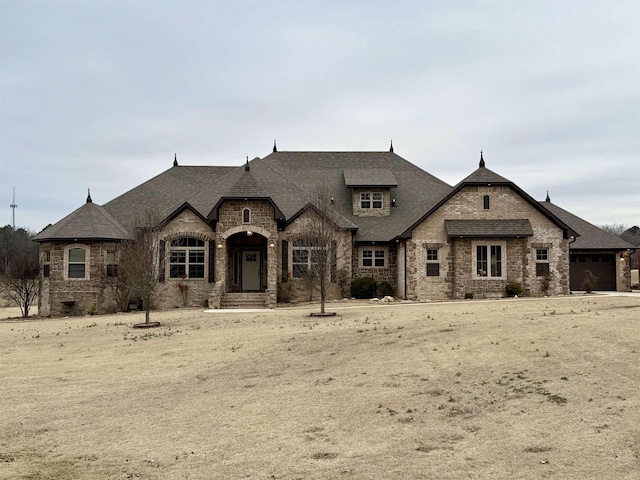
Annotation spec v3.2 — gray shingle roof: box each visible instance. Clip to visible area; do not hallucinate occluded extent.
[34,200,131,242]
[343,168,398,187]
[260,151,453,242]
[445,219,534,238]
[540,201,635,250]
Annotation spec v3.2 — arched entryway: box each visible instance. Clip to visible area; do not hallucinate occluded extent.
[226,231,268,292]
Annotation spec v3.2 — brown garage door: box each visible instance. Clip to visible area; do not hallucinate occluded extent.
[570,254,616,291]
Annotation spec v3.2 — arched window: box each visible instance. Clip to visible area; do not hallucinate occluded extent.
[243,208,251,223]
[483,195,490,210]
[169,237,205,278]
[68,248,86,278]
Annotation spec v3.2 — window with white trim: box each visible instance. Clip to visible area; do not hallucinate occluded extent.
[362,248,385,267]
[426,248,439,276]
[476,244,503,278]
[291,239,324,278]
[536,248,549,277]
[360,192,383,209]
[170,237,205,279]
[68,248,86,279]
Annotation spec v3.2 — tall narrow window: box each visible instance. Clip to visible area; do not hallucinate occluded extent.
[372,192,383,209]
[243,208,251,223]
[68,248,86,278]
[43,250,51,278]
[483,195,490,209]
[536,248,549,276]
[360,192,371,209]
[106,250,118,277]
[426,248,439,276]
[476,245,502,278]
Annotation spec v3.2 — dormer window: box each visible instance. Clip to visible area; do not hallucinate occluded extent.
[361,192,382,209]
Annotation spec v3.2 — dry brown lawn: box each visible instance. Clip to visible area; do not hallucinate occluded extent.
[1,295,639,479]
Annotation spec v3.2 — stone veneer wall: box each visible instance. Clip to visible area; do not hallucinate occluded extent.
[351,188,392,217]
[157,209,216,309]
[216,200,279,307]
[38,241,119,316]
[409,185,569,300]
[352,244,398,295]
[278,210,352,303]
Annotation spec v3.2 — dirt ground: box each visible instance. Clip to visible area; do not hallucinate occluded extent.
[1,295,639,480]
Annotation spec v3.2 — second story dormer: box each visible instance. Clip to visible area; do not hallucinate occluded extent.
[343,168,398,217]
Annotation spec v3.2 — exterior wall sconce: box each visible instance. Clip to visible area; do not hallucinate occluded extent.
[247,231,253,236]
[269,241,275,248]
[392,198,397,207]
[217,242,223,249]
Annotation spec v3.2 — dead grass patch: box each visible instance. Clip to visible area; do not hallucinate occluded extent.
[1,296,639,479]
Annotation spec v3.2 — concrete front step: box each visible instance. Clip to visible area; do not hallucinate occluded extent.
[220,293,268,309]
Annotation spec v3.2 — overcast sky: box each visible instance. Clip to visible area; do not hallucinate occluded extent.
[1,0,638,232]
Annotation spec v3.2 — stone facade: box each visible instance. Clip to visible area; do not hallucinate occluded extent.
[38,241,120,316]
[278,209,353,303]
[352,244,398,295]
[408,185,570,300]
[352,188,392,217]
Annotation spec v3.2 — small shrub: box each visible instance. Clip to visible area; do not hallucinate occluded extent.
[582,269,598,293]
[464,292,474,299]
[86,303,97,316]
[350,277,377,299]
[505,282,523,297]
[377,281,394,298]
[540,273,552,296]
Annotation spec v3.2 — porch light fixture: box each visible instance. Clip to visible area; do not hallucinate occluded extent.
[269,240,275,248]
[247,231,253,236]
[217,242,223,249]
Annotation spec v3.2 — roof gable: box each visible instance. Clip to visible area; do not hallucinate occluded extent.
[401,157,575,240]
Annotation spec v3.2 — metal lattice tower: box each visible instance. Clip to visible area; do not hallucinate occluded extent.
[10,187,18,229]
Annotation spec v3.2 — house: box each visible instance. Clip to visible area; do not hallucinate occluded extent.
[33,147,635,316]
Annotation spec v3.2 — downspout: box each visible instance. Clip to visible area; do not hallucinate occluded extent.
[404,240,408,300]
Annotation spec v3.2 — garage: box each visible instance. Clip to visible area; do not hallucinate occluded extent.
[570,253,616,291]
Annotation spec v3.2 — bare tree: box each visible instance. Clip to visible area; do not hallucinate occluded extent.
[100,242,133,313]
[0,226,40,317]
[119,212,165,325]
[296,181,351,315]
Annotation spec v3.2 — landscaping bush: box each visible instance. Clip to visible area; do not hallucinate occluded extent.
[582,270,598,293]
[377,281,394,298]
[350,277,377,299]
[505,282,523,297]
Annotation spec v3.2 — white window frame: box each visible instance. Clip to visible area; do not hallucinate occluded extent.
[291,245,325,278]
[64,245,89,280]
[169,237,206,279]
[473,242,505,279]
[426,248,439,277]
[535,248,550,277]
[360,192,383,209]
[361,247,386,268]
